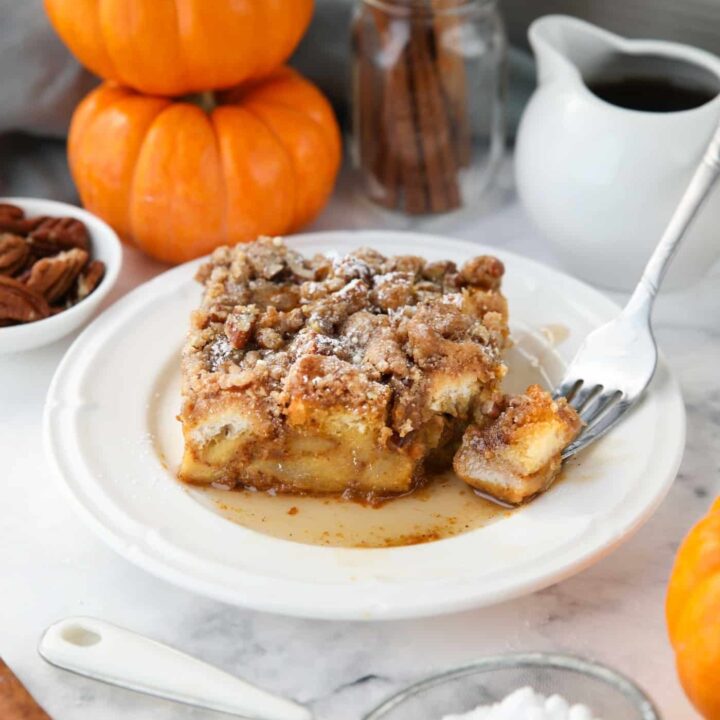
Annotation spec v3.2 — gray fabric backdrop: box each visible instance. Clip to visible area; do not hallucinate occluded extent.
[1,0,719,199]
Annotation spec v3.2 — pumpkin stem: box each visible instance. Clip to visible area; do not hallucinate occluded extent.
[182,90,217,113]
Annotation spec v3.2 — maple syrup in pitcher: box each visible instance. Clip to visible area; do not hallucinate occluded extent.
[586,54,719,112]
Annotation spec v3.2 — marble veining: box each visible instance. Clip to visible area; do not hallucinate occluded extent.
[1,163,715,719]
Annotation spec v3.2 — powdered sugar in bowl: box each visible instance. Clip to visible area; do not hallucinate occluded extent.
[364,654,660,720]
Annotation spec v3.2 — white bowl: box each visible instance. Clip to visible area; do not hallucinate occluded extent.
[0,197,122,354]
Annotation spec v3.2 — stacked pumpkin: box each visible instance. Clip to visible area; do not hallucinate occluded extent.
[45,0,341,264]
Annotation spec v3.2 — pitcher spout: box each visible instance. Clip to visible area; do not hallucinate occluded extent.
[529,15,624,86]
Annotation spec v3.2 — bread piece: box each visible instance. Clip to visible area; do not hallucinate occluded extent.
[453,384,581,505]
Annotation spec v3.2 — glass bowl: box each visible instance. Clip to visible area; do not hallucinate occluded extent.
[364,653,661,720]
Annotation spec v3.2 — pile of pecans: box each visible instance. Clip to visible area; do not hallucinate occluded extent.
[0,203,105,326]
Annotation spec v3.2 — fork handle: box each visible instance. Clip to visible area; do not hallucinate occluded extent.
[625,118,720,317]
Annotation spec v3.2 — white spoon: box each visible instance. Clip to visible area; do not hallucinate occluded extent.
[39,617,312,720]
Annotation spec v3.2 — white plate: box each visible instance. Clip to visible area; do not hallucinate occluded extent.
[44,232,686,621]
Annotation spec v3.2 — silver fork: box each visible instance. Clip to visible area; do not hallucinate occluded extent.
[556,119,720,459]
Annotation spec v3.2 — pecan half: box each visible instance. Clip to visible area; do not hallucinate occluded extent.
[75,260,105,301]
[0,234,30,276]
[27,248,89,304]
[225,305,258,349]
[0,276,50,323]
[28,216,90,255]
[459,256,505,290]
[0,204,46,235]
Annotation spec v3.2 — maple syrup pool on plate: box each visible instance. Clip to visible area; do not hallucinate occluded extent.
[193,471,512,548]
[152,331,562,549]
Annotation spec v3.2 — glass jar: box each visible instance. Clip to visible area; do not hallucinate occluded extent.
[351,0,506,215]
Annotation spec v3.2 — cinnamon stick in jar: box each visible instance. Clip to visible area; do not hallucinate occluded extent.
[353,0,472,214]
[431,0,472,167]
[407,16,461,211]
[361,3,427,211]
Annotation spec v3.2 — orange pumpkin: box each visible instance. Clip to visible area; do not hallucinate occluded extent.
[45,0,314,96]
[68,67,342,264]
[667,497,720,719]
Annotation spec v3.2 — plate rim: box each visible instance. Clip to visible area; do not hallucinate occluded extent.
[43,230,686,620]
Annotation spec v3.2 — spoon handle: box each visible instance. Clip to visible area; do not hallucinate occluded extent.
[39,617,312,720]
[626,119,720,317]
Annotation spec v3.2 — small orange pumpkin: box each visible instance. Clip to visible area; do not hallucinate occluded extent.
[667,497,720,719]
[68,67,342,264]
[44,0,314,96]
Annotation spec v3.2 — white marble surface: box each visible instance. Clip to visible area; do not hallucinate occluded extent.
[2,163,716,719]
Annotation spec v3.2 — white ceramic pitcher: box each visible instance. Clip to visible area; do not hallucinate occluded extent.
[515,15,720,291]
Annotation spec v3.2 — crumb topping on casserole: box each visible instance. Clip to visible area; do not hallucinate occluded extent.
[183,237,509,439]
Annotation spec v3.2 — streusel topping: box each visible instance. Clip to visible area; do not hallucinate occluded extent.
[183,237,509,435]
